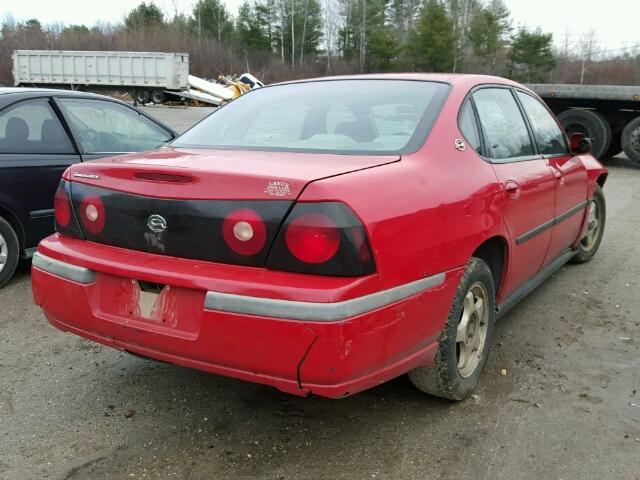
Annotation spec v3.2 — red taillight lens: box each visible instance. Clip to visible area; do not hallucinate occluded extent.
[222,208,267,256]
[266,202,376,276]
[285,213,341,264]
[79,195,106,234]
[54,186,71,227]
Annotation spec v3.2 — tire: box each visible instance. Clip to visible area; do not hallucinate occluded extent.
[571,185,606,264]
[151,90,166,104]
[558,109,612,159]
[409,258,496,401]
[135,90,151,105]
[621,116,640,163]
[0,216,20,289]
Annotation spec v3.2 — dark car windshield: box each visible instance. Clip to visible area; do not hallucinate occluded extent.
[172,80,450,155]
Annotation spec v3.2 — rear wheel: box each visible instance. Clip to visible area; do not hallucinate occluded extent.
[0,216,20,289]
[572,186,606,264]
[409,258,496,401]
[558,109,612,159]
[621,116,640,163]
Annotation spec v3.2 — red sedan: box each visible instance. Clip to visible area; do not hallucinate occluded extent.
[32,74,607,400]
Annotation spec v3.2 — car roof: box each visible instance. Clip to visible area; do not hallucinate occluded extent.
[0,87,115,99]
[273,73,526,90]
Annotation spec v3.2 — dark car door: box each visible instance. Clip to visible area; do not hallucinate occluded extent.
[54,97,174,161]
[0,97,80,252]
[471,87,556,300]
[515,90,589,266]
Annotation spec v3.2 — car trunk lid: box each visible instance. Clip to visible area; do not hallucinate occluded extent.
[66,147,400,200]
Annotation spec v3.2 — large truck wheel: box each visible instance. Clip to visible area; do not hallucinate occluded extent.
[558,109,612,159]
[135,90,151,105]
[621,116,640,163]
[151,90,166,104]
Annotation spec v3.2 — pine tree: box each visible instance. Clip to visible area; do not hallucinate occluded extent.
[408,0,455,72]
[508,26,555,82]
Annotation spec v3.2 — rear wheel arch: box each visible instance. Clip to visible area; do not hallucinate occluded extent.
[471,236,508,300]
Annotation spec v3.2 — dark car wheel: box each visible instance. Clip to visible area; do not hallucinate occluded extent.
[571,186,606,264]
[409,257,496,401]
[0,216,20,289]
[558,109,612,160]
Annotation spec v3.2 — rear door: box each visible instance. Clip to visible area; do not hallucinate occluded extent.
[54,97,174,161]
[515,90,588,266]
[0,97,80,250]
[471,86,556,299]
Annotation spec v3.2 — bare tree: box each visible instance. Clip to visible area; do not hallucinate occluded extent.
[579,29,598,85]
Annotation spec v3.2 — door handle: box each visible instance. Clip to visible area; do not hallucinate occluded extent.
[504,180,521,198]
[550,166,565,185]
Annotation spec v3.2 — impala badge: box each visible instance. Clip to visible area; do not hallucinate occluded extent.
[454,139,466,151]
[147,214,167,233]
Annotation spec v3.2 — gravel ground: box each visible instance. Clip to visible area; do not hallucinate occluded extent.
[0,107,639,479]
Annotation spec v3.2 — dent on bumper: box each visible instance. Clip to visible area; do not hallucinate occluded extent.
[32,250,462,397]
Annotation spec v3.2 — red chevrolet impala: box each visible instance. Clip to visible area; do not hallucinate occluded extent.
[32,74,607,400]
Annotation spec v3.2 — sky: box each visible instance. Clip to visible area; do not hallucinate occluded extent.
[1,0,638,54]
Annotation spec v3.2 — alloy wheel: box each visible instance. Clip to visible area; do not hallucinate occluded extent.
[456,282,489,378]
[581,200,601,252]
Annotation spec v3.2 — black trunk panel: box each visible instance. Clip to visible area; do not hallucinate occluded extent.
[69,183,292,267]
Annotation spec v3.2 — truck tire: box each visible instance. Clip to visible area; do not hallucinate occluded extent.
[135,90,151,105]
[621,116,640,163]
[151,90,166,104]
[0,216,20,289]
[558,109,612,160]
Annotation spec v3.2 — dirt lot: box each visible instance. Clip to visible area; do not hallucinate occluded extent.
[1,106,639,479]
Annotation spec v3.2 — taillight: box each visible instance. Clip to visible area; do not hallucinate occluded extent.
[54,185,71,227]
[54,180,83,239]
[285,213,341,264]
[222,208,266,256]
[79,195,106,234]
[266,202,376,277]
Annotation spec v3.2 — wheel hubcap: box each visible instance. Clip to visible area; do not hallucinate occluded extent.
[581,200,601,251]
[0,232,7,273]
[456,282,489,378]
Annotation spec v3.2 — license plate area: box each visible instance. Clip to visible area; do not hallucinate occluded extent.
[95,273,204,335]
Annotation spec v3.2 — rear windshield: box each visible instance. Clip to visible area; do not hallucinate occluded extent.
[172,80,450,155]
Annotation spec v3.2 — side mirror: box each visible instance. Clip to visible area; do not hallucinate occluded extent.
[569,132,592,155]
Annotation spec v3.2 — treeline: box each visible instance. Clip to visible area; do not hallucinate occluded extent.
[1,0,639,86]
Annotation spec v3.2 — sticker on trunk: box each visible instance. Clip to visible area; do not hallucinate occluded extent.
[264,181,291,197]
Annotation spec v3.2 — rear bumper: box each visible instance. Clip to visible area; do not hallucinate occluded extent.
[32,235,464,398]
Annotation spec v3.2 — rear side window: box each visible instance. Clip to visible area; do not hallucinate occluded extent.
[58,98,172,154]
[516,91,568,156]
[473,88,535,161]
[459,100,481,153]
[0,99,74,154]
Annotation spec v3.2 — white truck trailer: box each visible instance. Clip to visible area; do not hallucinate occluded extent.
[12,50,192,104]
[528,84,640,162]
